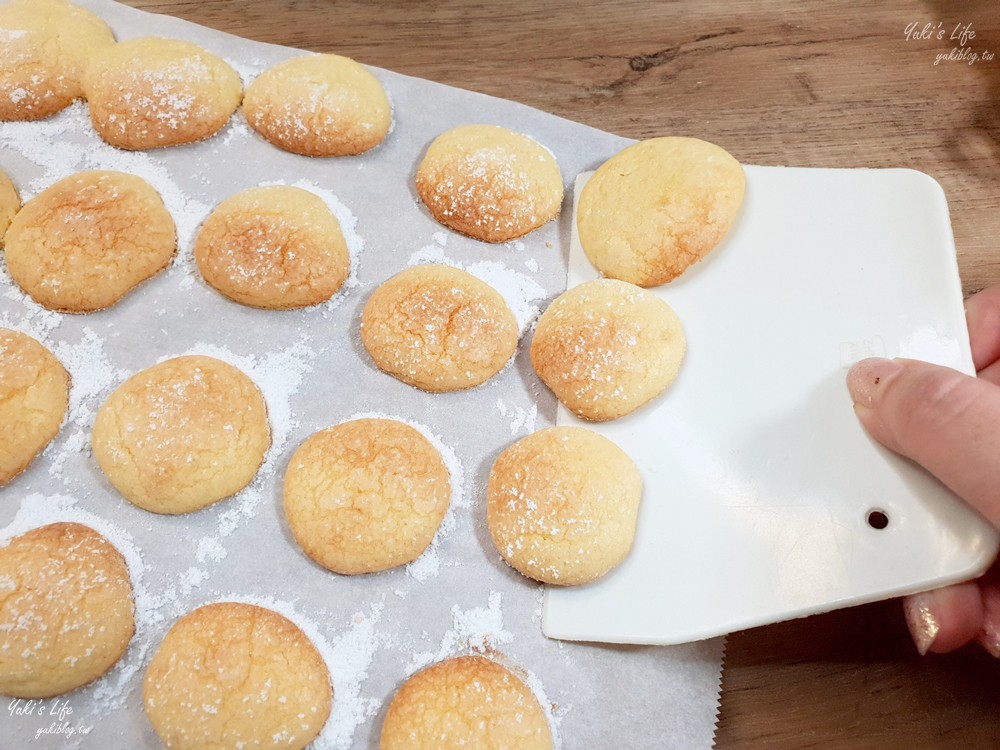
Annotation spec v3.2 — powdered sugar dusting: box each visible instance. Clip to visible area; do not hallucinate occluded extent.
[347,410,465,583]
[259,179,365,313]
[222,594,390,750]
[407,242,545,334]
[405,591,512,673]
[0,493,159,716]
[48,328,129,480]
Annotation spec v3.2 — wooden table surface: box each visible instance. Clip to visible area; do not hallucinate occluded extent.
[122,1,1000,747]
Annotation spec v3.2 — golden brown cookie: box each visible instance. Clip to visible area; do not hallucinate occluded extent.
[195,185,350,309]
[143,602,332,750]
[0,329,69,485]
[0,0,115,121]
[380,656,552,750]
[577,136,745,287]
[530,279,685,421]
[415,124,563,243]
[0,523,134,698]
[91,355,271,515]
[361,264,518,392]
[487,427,642,585]
[83,36,242,150]
[0,168,20,242]
[284,418,451,575]
[243,53,391,157]
[3,171,176,313]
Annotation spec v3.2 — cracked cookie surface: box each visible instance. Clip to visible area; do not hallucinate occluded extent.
[143,602,332,750]
[3,170,176,313]
[0,522,134,698]
[91,355,270,514]
[415,124,562,243]
[487,427,642,585]
[195,185,350,310]
[578,136,745,286]
[361,264,518,392]
[0,328,69,485]
[284,418,451,575]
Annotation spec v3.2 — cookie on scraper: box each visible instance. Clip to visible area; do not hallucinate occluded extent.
[143,602,332,750]
[577,136,745,287]
[195,185,350,309]
[3,170,176,313]
[83,36,242,150]
[284,418,451,575]
[380,655,552,750]
[0,168,19,241]
[91,355,270,515]
[243,53,391,157]
[0,523,134,698]
[360,264,518,392]
[0,329,69,486]
[0,0,115,121]
[415,124,563,243]
[530,278,685,421]
[487,427,643,585]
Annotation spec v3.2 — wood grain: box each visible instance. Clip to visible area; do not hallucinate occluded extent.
[120,2,1000,747]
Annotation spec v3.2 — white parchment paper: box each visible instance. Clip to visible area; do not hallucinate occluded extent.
[0,1,725,747]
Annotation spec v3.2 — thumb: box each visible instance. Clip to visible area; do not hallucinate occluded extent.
[847,357,1000,529]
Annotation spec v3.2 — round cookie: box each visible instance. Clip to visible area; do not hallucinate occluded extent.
[530,278,685,421]
[4,171,176,313]
[91,355,271,515]
[361,264,518,392]
[195,185,350,309]
[243,53,391,157]
[577,136,745,287]
[284,418,451,575]
[143,602,332,750]
[415,124,563,243]
[487,427,643,585]
[380,656,552,750]
[0,523,134,698]
[83,36,242,150]
[0,168,20,242]
[0,0,115,121]
[0,329,69,485]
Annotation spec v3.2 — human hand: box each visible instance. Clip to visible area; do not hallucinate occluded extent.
[846,285,1000,656]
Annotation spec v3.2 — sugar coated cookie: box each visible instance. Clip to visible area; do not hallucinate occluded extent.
[0,168,20,241]
[0,0,115,121]
[0,329,69,485]
[0,523,134,698]
[284,418,451,575]
[92,355,270,515]
[84,36,242,150]
[530,279,685,421]
[380,656,552,750]
[195,185,350,309]
[243,54,391,157]
[487,427,642,585]
[361,264,518,392]
[415,124,563,243]
[4,171,176,313]
[144,602,332,750]
[578,137,745,287]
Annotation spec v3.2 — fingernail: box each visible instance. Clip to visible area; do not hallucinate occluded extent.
[847,358,902,406]
[977,625,1000,659]
[904,594,940,655]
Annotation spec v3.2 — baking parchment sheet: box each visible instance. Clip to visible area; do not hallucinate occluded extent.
[0,1,725,747]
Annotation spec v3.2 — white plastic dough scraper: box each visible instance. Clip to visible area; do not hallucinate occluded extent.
[542,166,999,645]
